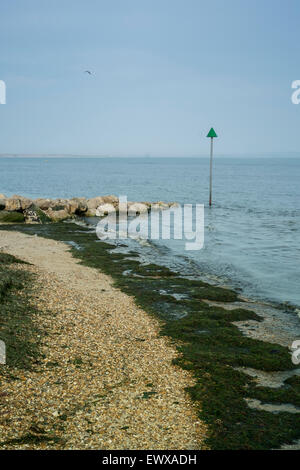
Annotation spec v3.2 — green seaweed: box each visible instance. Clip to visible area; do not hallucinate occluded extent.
[0,432,64,447]
[0,252,29,266]
[246,376,300,407]
[0,254,44,372]
[0,211,24,223]
[32,205,52,224]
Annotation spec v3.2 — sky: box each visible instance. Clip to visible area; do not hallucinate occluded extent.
[1,0,300,156]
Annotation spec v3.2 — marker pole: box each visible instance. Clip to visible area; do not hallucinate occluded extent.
[206,127,218,207]
[209,137,213,207]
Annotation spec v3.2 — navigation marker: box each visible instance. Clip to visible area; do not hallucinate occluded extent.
[206,127,218,207]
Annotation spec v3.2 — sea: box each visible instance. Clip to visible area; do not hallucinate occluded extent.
[1,156,299,311]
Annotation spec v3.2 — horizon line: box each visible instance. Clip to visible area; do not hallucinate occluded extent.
[1,152,300,159]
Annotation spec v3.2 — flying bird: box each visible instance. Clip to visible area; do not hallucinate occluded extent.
[84,70,92,75]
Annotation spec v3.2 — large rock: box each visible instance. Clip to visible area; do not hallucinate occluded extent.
[0,193,6,199]
[151,201,171,211]
[51,199,69,211]
[76,199,88,214]
[85,208,97,217]
[24,204,51,224]
[34,198,53,210]
[67,200,78,215]
[101,195,119,206]
[87,196,105,210]
[127,202,149,214]
[5,197,22,212]
[67,198,88,215]
[13,195,33,210]
[95,203,116,216]
[5,195,32,212]
[46,208,70,222]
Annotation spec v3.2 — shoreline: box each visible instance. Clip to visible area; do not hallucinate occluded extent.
[1,223,300,449]
[73,215,300,313]
[0,230,206,449]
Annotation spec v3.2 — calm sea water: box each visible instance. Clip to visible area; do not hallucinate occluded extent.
[1,156,299,308]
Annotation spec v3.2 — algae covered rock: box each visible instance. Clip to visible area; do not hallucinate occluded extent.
[0,211,24,223]
[24,204,51,224]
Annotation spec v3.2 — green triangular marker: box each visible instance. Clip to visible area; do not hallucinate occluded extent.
[207,128,218,138]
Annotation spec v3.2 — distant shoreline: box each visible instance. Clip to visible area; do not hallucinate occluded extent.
[1,154,300,159]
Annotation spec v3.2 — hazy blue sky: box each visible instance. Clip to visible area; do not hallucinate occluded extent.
[1,0,300,156]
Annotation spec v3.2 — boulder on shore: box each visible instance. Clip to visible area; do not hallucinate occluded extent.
[95,203,116,216]
[34,198,53,210]
[87,196,119,216]
[127,202,149,214]
[5,196,33,212]
[87,196,105,210]
[67,198,88,215]
[45,208,70,222]
[85,208,97,217]
[5,197,22,212]
[101,195,119,205]
[24,204,52,224]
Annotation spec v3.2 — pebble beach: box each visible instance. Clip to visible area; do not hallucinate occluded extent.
[0,230,207,449]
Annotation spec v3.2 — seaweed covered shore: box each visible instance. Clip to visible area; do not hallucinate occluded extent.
[0,231,205,449]
[1,222,300,449]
